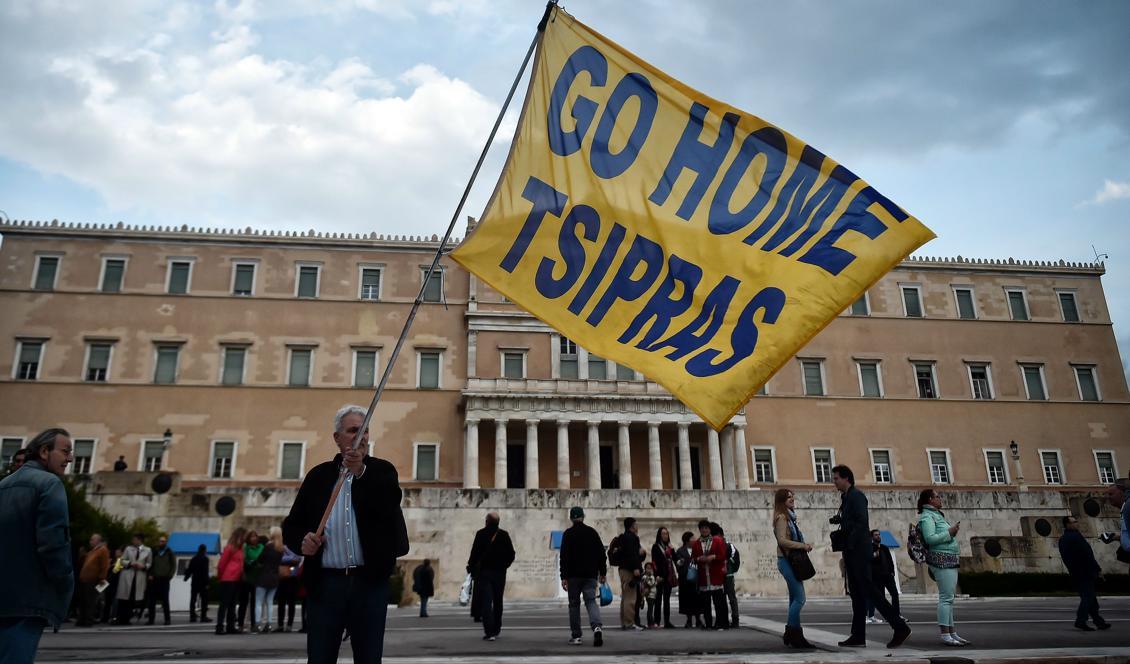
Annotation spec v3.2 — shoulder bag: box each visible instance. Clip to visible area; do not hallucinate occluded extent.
[786,549,816,581]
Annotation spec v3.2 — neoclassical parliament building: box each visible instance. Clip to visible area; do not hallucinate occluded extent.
[1,218,1127,597]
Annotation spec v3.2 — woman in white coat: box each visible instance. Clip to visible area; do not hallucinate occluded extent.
[115,533,153,624]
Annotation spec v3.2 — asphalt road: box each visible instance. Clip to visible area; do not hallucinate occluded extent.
[35,595,1130,663]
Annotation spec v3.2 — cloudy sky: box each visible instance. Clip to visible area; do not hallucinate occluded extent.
[2,0,1128,376]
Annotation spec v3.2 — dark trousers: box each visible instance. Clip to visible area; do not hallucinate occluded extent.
[646,597,657,625]
[277,578,298,627]
[417,595,429,616]
[307,574,390,664]
[701,589,728,628]
[147,577,171,623]
[189,584,209,621]
[871,575,900,617]
[477,569,506,637]
[724,576,738,625]
[845,552,905,638]
[100,577,119,623]
[236,581,256,628]
[1075,576,1104,625]
[656,581,672,625]
[217,581,239,632]
[77,582,100,625]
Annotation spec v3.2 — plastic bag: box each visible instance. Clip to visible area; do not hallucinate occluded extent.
[686,562,698,583]
[459,573,473,606]
[599,581,613,607]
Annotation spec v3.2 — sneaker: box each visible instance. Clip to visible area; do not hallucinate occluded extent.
[593,627,603,647]
[568,637,582,645]
[941,634,964,647]
[952,633,971,645]
[865,617,876,624]
[487,636,497,642]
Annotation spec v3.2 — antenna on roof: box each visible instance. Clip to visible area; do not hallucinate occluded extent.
[1092,245,1109,262]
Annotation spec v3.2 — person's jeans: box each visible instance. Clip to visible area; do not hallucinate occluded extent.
[255,586,277,626]
[701,588,728,628]
[930,566,958,627]
[656,581,671,625]
[1074,575,1104,625]
[0,617,47,664]
[217,581,239,632]
[776,556,806,627]
[307,574,389,664]
[478,569,506,637]
[617,568,638,626]
[418,595,429,617]
[845,551,905,638]
[724,576,738,625]
[147,577,171,623]
[566,577,602,638]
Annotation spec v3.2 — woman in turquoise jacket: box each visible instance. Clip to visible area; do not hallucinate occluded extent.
[917,489,969,647]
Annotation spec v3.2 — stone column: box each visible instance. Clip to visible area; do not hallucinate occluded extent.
[464,418,480,489]
[617,421,633,490]
[587,421,601,489]
[647,422,662,490]
[733,423,750,490]
[556,420,570,489]
[707,427,723,490]
[720,426,736,490]
[525,419,540,489]
[494,418,508,489]
[677,422,692,490]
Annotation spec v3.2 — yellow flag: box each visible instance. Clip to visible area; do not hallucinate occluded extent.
[452,8,936,430]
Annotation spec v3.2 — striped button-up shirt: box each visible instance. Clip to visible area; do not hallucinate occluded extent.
[321,472,365,568]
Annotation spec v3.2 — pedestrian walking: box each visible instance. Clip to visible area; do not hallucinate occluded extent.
[101,548,123,624]
[0,428,75,664]
[641,563,659,628]
[718,524,741,628]
[773,488,814,648]
[917,489,968,646]
[833,465,911,648]
[674,531,703,628]
[608,517,646,630]
[184,544,211,623]
[215,528,246,635]
[147,536,176,625]
[466,512,515,641]
[867,529,899,623]
[276,546,301,632]
[412,559,435,618]
[76,534,110,627]
[650,528,676,629]
[254,527,284,633]
[116,533,152,625]
[559,506,605,647]
[692,519,728,630]
[282,404,410,664]
[237,530,263,632]
[1058,515,1111,631]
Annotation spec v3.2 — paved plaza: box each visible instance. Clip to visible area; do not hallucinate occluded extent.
[36,595,1130,663]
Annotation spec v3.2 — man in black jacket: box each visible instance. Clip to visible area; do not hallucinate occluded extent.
[1058,515,1110,631]
[559,507,606,646]
[613,517,646,630]
[283,405,410,664]
[466,512,515,641]
[868,529,899,622]
[184,544,211,623]
[833,465,910,648]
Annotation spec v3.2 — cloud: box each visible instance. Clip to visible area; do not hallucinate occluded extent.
[1082,179,1130,206]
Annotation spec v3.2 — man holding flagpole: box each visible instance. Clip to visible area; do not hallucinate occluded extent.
[283,405,409,664]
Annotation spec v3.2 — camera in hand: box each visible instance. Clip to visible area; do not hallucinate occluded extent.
[828,514,842,525]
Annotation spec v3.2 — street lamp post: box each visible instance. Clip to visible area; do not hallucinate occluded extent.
[1009,440,1027,492]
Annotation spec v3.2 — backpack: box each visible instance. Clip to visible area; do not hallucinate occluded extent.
[607,535,624,567]
[907,523,928,564]
[726,543,741,574]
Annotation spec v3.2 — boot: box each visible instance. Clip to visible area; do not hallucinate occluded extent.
[783,626,794,646]
[792,626,815,649]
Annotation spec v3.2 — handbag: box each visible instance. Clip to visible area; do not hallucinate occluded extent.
[786,549,816,581]
[686,561,698,583]
[458,573,473,606]
[829,529,846,552]
[599,581,613,606]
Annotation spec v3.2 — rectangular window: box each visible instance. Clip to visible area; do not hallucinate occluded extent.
[85,343,112,382]
[1074,365,1100,401]
[1058,291,1080,322]
[211,441,235,479]
[354,349,377,388]
[1041,450,1063,484]
[929,450,952,484]
[1094,451,1117,485]
[857,361,882,397]
[1006,289,1029,321]
[422,268,443,303]
[984,450,1008,484]
[559,337,578,379]
[360,268,381,300]
[288,348,312,387]
[221,346,246,385]
[34,256,59,291]
[871,449,893,483]
[414,443,438,481]
[2,438,24,468]
[812,448,833,483]
[154,345,180,384]
[167,261,192,294]
[16,341,44,380]
[968,363,993,400]
[232,263,256,296]
[801,360,824,396]
[901,284,923,318]
[953,287,976,319]
[914,362,937,399]
[502,351,525,379]
[850,294,869,316]
[616,363,635,380]
[296,265,320,298]
[143,441,164,472]
[1021,364,1047,400]
[100,259,125,293]
[72,439,95,475]
[588,354,608,380]
[279,442,305,480]
[418,351,441,389]
[752,448,775,483]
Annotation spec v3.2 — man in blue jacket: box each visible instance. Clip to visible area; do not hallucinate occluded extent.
[1058,515,1110,631]
[0,428,75,663]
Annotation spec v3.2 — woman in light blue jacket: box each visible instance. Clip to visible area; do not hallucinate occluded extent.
[917,489,968,647]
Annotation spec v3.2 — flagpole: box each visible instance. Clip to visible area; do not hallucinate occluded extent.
[315,0,558,538]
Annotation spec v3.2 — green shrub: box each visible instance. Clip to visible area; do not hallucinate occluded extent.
[65,479,165,553]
